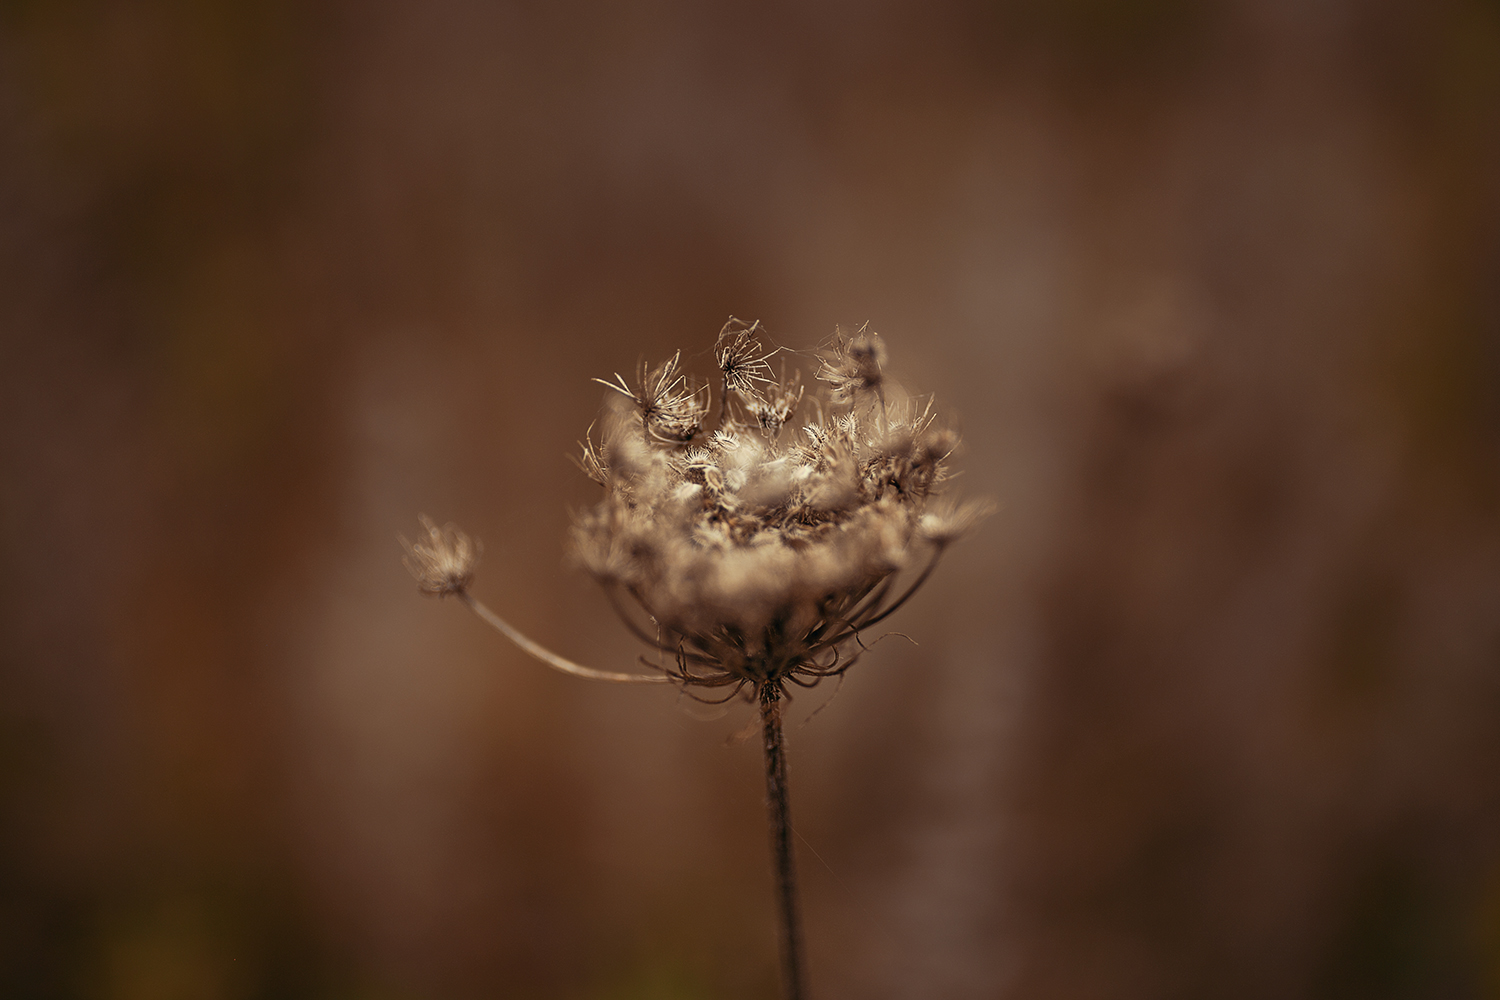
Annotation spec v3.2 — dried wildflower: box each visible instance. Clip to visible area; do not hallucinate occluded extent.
[570,326,986,700]
[400,515,480,596]
[407,320,989,1000]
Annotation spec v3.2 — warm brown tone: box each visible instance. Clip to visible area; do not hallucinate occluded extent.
[2,2,1499,999]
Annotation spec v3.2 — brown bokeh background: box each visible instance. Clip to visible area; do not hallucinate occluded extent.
[3,1,1500,997]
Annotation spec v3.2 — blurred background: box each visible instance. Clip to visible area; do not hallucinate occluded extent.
[2,0,1499,997]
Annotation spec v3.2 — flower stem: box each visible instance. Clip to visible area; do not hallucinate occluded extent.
[760,683,807,1000]
[459,592,671,685]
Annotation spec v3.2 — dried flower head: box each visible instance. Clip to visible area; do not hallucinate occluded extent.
[401,515,481,596]
[406,319,989,1000]
[573,321,988,701]
[594,351,709,444]
[715,316,779,395]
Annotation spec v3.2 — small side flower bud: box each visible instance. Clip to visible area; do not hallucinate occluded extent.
[401,515,481,596]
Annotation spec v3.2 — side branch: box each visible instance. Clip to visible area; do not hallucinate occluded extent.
[459,592,672,685]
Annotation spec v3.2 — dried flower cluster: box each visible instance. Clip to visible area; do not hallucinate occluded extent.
[571,319,990,700]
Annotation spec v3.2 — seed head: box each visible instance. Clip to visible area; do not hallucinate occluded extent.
[715,316,779,395]
[402,515,481,597]
[575,321,985,698]
[594,352,710,444]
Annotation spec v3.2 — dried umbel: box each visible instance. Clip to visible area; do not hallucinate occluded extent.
[405,319,989,1000]
[571,321,988,702]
